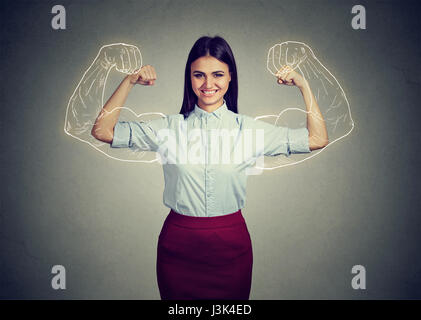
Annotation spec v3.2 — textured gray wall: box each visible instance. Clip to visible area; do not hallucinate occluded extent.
[1,0,420,299]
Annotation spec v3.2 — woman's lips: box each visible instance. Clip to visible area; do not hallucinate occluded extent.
[201,89,218,97]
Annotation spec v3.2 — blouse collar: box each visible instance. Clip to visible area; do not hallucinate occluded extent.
[193,100,228,120]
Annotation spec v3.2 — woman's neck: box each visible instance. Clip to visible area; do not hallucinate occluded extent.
[197,100,224,113]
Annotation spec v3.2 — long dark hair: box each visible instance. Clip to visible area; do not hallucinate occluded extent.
[179,35,238,118]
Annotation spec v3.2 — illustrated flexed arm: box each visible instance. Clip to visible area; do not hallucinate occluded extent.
[267,41,354,143]
[257,41,354,169]
[64,44,164,162]
[65,44,141,139]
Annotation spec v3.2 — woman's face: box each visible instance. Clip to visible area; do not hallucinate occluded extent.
[190,55,231,111]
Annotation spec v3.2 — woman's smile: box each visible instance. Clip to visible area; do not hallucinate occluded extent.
[200,89,219,97]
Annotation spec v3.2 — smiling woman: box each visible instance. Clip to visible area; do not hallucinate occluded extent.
[179,36,239,118]
[90,35,326,300]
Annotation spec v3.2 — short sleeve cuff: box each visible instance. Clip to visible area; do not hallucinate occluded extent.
[288,127,310,153]
[111,121,131,148]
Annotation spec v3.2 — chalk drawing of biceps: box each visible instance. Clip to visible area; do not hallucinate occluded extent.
[258,41,355,170]
[64,43,163,163]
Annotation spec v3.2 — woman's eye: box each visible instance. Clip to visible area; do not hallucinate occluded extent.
[194,74,223,78]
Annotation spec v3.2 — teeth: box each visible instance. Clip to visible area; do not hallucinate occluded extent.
[202,90,216,94]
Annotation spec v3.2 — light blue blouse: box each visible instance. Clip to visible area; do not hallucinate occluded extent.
[111,101,310,217]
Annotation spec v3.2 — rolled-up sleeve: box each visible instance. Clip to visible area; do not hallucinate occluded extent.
[111,117,168,152]
[245,116,310,157]
[287,127,311,154]
[110,121,131,148]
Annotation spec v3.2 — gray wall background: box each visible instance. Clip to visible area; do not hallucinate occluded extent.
[1,0,420,299]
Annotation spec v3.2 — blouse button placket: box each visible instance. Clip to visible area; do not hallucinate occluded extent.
[205,116,215,216]
[204,116,209,216]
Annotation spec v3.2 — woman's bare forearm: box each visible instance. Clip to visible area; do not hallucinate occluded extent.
[276,65,329,151]
[299,81,329,150]
[91,76,134,143]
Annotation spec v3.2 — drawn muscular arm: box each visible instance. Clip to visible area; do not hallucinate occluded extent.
[64,44,166,163]
[65,43,142,142]
[267,41,354,152]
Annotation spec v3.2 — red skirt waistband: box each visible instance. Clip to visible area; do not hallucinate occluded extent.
[166,209,244,229]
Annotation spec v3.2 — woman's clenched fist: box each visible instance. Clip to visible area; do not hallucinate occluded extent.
[276,65,306,89]
[128,65,157,86]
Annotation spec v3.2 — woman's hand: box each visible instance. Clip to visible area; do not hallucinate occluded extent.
[276,65,306,89]
[127,65,157,86]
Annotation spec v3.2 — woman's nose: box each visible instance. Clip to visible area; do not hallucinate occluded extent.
[204,77,215,88]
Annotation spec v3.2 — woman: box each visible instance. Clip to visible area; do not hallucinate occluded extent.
[91,36,328,300]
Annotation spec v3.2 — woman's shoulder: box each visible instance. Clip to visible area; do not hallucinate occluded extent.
[227,111,254,123]
[157,113,184,123]
[227,111,278,130]
[165,113,184,120]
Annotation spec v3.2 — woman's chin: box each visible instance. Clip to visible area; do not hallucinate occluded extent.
[198,96,223,106]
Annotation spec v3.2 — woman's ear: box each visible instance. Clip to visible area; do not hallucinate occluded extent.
[229,72,232,82]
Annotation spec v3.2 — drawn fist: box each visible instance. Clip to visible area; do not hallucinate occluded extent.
[267,41,308,75]
[99,43,142,74]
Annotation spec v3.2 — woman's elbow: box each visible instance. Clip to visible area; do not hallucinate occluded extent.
[91,126,113,144]
[309,135,329,151]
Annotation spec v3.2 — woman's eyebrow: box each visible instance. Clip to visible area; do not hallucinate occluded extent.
[193,70,225,74]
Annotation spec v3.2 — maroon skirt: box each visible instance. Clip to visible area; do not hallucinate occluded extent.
[156,209,253,300]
